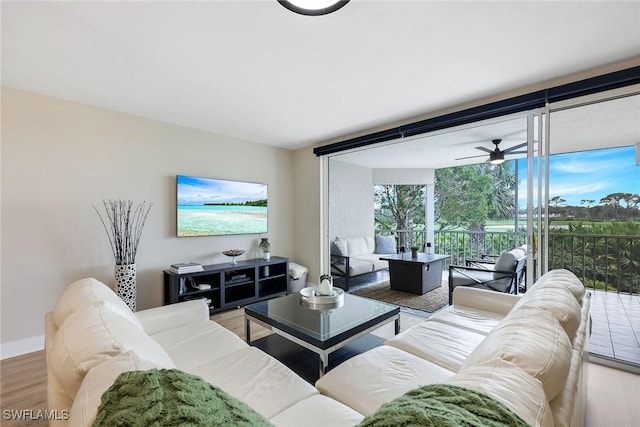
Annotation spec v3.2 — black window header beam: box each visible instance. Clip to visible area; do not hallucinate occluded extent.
[313,66,640,157]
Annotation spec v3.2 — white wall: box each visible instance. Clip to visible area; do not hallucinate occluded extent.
[328,159,374,240]
[291,146,323,284]
[372,168,434,185]
[1,87,295,358]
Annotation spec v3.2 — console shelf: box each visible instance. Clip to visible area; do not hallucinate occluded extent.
[164,256,289,313]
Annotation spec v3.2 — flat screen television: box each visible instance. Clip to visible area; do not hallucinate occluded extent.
[176,175,268,237]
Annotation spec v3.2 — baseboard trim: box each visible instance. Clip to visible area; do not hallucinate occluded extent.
[1,334,45,360]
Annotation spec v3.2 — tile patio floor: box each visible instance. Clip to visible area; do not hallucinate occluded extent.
[588,289,640,366]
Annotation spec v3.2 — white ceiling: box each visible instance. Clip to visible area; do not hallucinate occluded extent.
[333,92,640,169]
[2,1,640,152]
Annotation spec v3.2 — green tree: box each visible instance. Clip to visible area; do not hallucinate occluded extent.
[434,162,516,232]
[484,162,516,219]
[374,185,426,249]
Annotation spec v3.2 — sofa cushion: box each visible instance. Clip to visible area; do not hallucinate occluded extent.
[92,368,272,427]
[461,306,572,400]
[315,345,455,416]
[354,253,389,272]
[532,269,586,302]
[51,302,176,399]
[375,235,396,254]
[149,321,248,370]
[513,285,582,339]
[344,237,372,257]
[493,250,520,279]
[331,238,348,258]
[333,258,375,277]
[385,320,486,372]
[269,394,364,427]
[53,277,141,329]
[429,305,505,335]
[448,358,554,427]
[69,351,163,427]
[187,347,317,419]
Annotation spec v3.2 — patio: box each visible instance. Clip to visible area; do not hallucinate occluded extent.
[589,289,640,366]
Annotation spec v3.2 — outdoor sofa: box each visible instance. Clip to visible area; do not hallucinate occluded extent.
[330,235,397,290]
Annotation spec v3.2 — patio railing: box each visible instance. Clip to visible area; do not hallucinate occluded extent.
[376,229,639,295]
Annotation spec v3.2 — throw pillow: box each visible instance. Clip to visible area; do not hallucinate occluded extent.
[331,238,348,264]
[94,369,273,427]
[493,251,518,280]
[357,383,528,427]
[375,235,396,254]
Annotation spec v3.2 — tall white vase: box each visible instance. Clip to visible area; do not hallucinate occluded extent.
[115,263,136,311]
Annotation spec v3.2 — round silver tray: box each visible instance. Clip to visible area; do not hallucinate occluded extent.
[299,286,344,310]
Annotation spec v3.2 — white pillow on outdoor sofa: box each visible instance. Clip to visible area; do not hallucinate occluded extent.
[375,235,396,254]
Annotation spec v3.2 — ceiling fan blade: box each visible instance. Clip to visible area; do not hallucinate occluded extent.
[475,146,494,154]
[455,153,487,161]
[503,141,528,153]
[506,150,528,155]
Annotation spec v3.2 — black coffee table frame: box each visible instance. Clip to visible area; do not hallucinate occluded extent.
[245,293,400,378]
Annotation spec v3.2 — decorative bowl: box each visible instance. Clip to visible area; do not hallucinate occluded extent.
[222,249,245,265]
[222,249,245,257]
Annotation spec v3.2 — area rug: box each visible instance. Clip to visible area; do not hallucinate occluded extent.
[351,280,449,313]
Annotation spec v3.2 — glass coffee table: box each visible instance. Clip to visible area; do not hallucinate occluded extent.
[245,293,400,377]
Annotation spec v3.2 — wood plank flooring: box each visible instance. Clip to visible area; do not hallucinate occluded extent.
[1,307,638,426]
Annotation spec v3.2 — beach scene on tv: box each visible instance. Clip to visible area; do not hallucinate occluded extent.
[177,175,268,236]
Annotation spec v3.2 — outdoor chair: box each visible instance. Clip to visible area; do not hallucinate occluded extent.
[465,245,528,292]
[448,248,527,304]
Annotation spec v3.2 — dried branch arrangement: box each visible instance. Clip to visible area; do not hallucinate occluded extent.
[94,200,152,265]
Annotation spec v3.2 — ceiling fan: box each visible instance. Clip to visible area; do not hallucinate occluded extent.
[455,139,528,165]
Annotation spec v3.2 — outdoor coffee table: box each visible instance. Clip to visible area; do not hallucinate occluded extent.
[244,293,400,378]
[379,253,450,294]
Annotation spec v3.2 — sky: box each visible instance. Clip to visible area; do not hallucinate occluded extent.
[177,175,267,205]
[516,145,639,207]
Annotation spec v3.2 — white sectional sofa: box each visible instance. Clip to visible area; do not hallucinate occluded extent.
[45,269,590,426]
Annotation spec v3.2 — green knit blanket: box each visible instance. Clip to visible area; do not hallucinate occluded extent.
[93,369,273,427]
[357,384,530,427]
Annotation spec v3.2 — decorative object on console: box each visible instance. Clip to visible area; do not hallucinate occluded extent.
[169,262,203,274]
[259,237,271,260]
[319,274,333,296]
[222,249,246,265]
[93,199,152,311]
[411,246,419,258]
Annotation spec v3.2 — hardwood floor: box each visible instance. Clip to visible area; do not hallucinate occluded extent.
[2,308,638,426]
[0,351,48,427]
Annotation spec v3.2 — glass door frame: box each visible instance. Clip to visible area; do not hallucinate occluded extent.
[526,108,551,285]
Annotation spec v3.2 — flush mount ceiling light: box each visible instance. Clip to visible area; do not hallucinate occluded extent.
[278,0,350,16]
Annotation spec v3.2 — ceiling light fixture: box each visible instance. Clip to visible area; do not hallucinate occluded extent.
[489,150,505,165]
[278,0,350,16]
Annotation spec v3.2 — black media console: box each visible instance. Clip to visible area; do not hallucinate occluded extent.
[164,256,289,313]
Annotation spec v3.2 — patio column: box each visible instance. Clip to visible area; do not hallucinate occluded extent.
[426,184,435,249]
